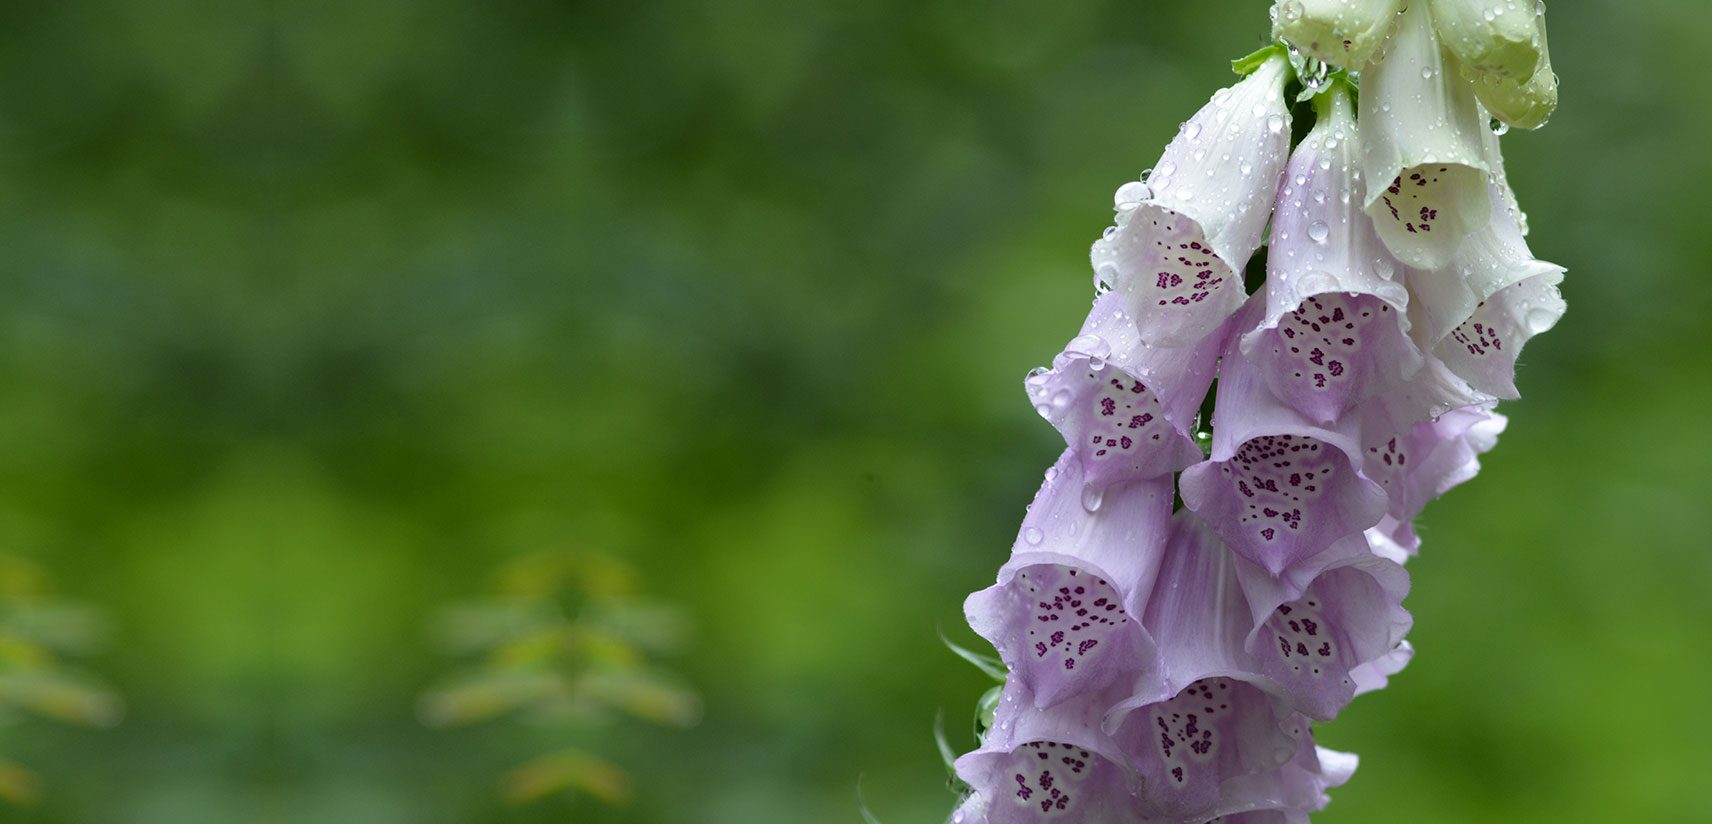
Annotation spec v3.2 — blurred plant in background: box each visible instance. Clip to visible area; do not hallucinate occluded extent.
[419,549,699,807]
[0,553,121,806]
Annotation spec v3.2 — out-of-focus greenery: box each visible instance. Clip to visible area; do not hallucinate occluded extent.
[0,554,121,806]
[0,1,1706,822]
[420,550,698,806]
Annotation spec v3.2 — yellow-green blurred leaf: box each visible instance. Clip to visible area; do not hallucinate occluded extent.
[501,748,630,806]
[577,670,700,728]
[418,670,568,727]
[0,556,44,601]
[0,670,124,727]
[0,758,39,805]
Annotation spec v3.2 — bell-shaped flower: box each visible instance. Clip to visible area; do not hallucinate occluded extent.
[1140,510,1412,722]
[1181,303,1389,576]
[1357,367,1507,537]
[1404,136,1565,398]
[953,681,1145,822]
[1270,0,1404,71]
[1092,52,1292,347]
[1471,25,1559,130]
[1233,540,1412,721]
[1109,677,1306,821]
[1243,84,1424,426]
[964,451,1174,709]
[1360,0,1491,270]
[1430,0,1546,84]
[1024,293,1221,490]
[1101,513,1309,819]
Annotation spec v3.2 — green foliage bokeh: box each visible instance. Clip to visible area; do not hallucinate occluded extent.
[0,1,1707,821]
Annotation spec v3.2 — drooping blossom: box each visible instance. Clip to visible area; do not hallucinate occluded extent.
[1242,83,1422,426]
[1024,293,1221,492]
[1430,0,1546,83]
[1180,316,1389,576]
[1403,134,1565,398]
[1092,53,1293,346]
[1359,0,1491,270]
[1271,0,1404,71]
[965,451,1174,709]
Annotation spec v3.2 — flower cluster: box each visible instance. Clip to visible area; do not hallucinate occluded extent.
[949,3,1563,821]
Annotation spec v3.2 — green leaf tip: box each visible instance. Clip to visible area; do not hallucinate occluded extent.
[1232,43,1288,76]
[934,710,972,795]
[938,626,1006,683]
[857,776,886,824]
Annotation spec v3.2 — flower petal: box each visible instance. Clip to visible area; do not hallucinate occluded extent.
[965,451,1173,709]
[1207,736,1360,822]
[1244,85,1424,425]
[954,681,1144,823]
[1271,0,1405,71]
[1025,293,1218,487]
[1238,547,1412,720]
[1359,394,1507,531]
[1403,132,1566,372]
[1094,54,1292,346]
[1181,307,1388,575]
[1433,270,1564,399]
[1430,0,1546,83]
[1138,510,1262,697]
[1108,676,1303,820]
[1360,0,1491,270]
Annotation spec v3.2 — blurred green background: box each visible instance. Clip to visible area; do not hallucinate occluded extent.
[0,1,1706,822]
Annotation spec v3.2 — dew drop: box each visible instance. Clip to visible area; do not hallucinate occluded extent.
[1024,526,1044,546]
[1080,484,1104,513]
[1094,262,1119,291]
[1297,272,1339,296]
[1308,221,1330,243]
[1067,334,1111,360]
[1114,180,1151,208]
[1267,113,1286,134]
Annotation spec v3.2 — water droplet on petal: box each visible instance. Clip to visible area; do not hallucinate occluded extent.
[1267,113,1285,134]
[1080,484,1104,513]
[1023,526,1044,546]
[1114,180,1151,208]
[1297,272,1339,296]
[1308,221,1330,243]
